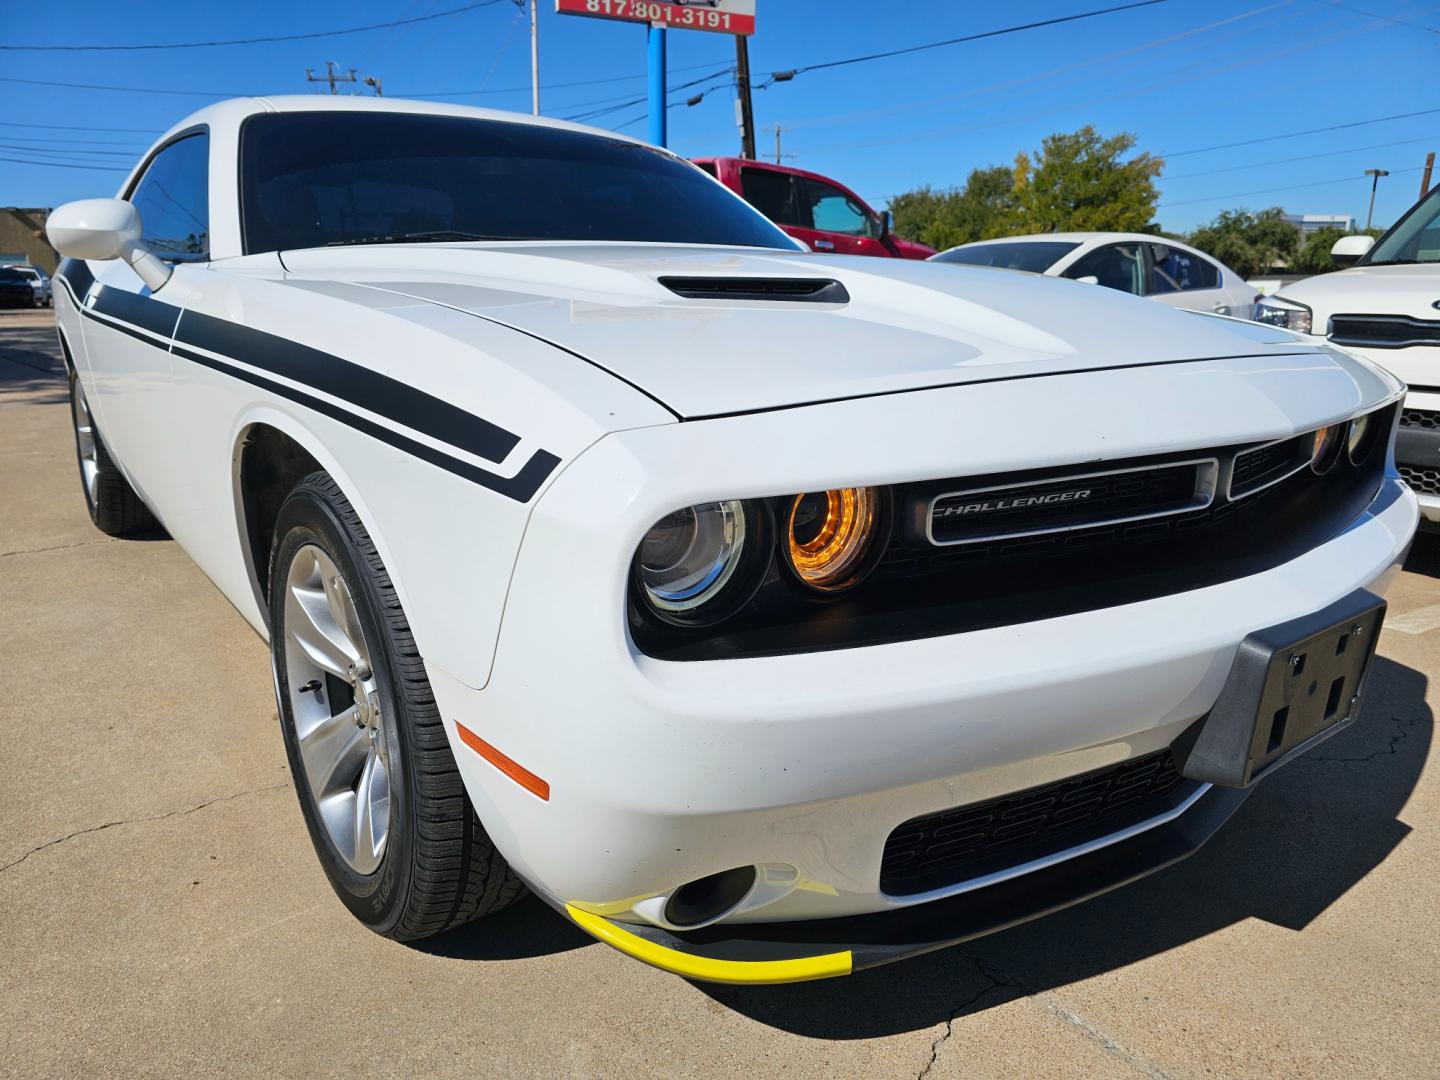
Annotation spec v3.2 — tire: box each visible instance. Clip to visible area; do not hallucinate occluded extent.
[269,473,522,940]
[68,370,161,537]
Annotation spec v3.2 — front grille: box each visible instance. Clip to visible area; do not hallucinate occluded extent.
[1330,314,1440,349]
[1401,408,1440,431]
[881,749,1188,896]
[1229,434,1309,497]
[926,460,1211,545]
[1399,463,1440,495]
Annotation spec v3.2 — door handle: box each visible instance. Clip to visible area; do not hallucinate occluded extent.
[813,239,835,251]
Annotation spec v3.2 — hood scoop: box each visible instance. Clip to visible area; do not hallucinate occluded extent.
[657,276,850,304]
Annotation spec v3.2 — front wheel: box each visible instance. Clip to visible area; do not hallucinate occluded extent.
[269,473,522,939]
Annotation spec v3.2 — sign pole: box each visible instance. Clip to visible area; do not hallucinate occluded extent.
[648,25,667,147]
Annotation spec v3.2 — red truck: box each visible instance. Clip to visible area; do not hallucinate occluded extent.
[692,157,935,259]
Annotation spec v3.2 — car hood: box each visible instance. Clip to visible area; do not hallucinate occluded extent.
[280,243,1315,419]
[1273,262,1440,324]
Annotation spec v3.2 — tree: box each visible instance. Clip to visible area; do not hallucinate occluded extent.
[889,166,1019,251]
[1013,127,1162,233]
[1290,225,1386,274]
[887,127,1161,247]
[1185,207,1299,279]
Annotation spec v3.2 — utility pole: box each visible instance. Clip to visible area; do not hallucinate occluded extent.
[1422,152,1436,199]
[363,75,383,97]
[529,0,540,115]
[734,35,756,159]
[765,124,790,164]
[306,61,357,95]
[1364,168,1390,229]
[648,25,667,147]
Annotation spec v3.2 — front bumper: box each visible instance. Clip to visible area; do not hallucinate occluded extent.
[548,782,1251,984]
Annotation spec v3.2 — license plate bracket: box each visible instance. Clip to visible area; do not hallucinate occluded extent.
[1178,589,1385,787]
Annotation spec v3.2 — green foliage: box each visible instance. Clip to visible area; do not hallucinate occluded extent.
[890,166,1019,252]
[1014,127,1162,233]
[1290,225,1387,274]
[888,127,1160,249]
[1185,207,1300,279]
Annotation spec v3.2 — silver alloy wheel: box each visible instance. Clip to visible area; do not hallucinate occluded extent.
[73,381,99,505]
[283,545,393,874]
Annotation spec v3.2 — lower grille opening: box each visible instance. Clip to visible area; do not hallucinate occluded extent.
[880,749,1193,897]
[1399,463,1440,496]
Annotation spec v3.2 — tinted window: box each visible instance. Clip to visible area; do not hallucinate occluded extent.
[693,161,718,178]
[0,268,26,283]
[1146,243,1219,294]
[240,112,794,253]
[739,167,802,226]
[804,178,873,236]
[1368,183,1440,265]
[932,241,1079,273]
[1063,243,1144,295]
[129,133,209,261]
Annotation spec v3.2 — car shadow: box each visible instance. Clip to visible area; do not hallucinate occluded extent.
[415,893,592,961]
[0,324,67,404]
[690,655,1430,1038]
[1403,530,1440,576]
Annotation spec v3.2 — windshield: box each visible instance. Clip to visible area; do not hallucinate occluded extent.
[1366,184,1440,265]
[931,241,1080,273]
[0,268,28,283]
[239,112,796,254]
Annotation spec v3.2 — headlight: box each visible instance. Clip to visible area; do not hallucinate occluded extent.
[1253,296,1313,334]
[783,487,882,592]
[637,500,747,613]
[1310,423,1345,474]
[1346,411,1379,465]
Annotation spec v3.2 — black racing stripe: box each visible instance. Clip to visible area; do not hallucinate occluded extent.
[170,343,560,502]
[83,307,171,349]
[56,257,94,300]
[91,284,182,338]
[175,308,519,465]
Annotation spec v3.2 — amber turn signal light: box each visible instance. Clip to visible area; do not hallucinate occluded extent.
[784,487,880,592]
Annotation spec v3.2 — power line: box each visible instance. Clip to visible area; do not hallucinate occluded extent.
[1162,107,1440,158]
[0,155,127,171]
[0,75,252,97]
[760,0,1169,84]
[1325,0,1440,32]
[1165,134,1440,179]
[0,0,507,52]
[1158,165,1423,207]
[0,120,160,133]
[0,143,141,156]
[396,59,729,99]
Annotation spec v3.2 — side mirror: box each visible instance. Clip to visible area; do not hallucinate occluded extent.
[1330,234,1374,268]
[1075,275,1100,286]
[879,210,894,239]
[46,198,172,291]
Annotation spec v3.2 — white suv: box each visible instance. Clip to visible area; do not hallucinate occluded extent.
[1254,186,1440,524]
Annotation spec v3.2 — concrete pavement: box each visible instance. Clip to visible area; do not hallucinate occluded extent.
[1,307,1436,1079]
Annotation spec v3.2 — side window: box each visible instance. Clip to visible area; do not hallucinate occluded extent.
[128,133,210,261]
[1063,243,1145,296]
[739,167,801,227]
[1146,244,1219,294]
[803,178,874,237]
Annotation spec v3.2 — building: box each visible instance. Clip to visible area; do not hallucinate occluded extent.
[0,208,58,273]
[1282,213,1354,235]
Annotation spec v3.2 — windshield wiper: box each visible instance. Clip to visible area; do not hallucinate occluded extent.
[326,230,531,247]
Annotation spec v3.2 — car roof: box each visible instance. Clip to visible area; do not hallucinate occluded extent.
[692,155,862,189]
[954,232,1171,245]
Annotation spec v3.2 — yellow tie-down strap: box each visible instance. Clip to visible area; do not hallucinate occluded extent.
[565,904,853,985]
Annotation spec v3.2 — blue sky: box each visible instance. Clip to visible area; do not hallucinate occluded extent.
[4,0,1437,233]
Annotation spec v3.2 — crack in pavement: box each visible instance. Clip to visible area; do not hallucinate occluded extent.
[0,537,121,559]
[1299,712,1422,765]
[920,954,1176,1080]
[0,783,290,876]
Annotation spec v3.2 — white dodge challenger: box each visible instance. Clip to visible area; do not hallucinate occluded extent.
[46,97,1416,985]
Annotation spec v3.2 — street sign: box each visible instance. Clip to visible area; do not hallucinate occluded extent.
[555,0,756,36]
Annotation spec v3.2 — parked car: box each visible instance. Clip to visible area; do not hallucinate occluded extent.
[692,157,935,258]
[0,265,42,308]
[5,264,53,307]
[1254,185,1440,526]
[47,97,1413,986]
[932,233,1258,317]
